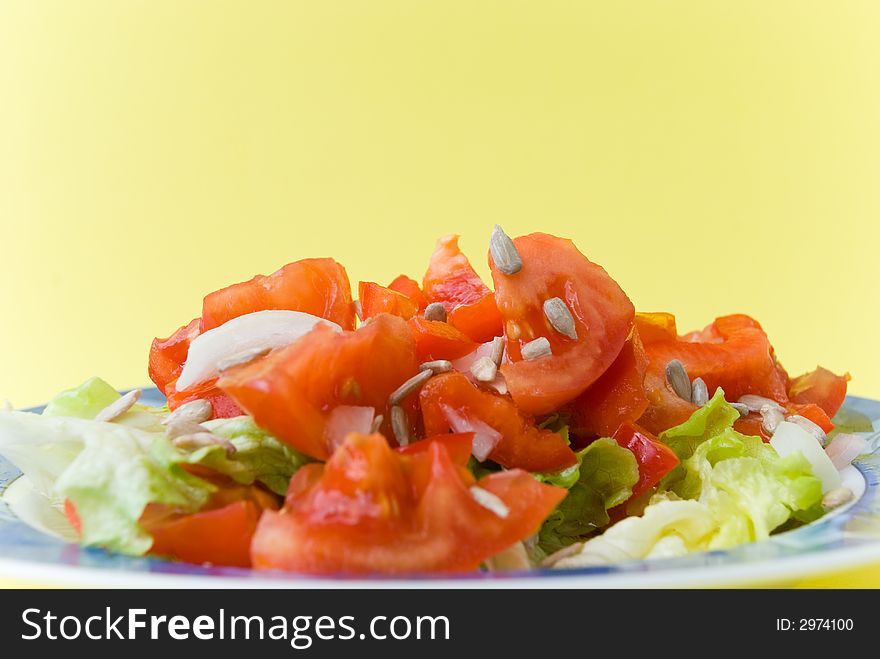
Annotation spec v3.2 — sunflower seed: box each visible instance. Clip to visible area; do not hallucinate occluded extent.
[370,414,384,433]
[165,419,210,439]
[822,487,854,509]
[489,336,506,366]
[489,224,523,275]
[419,359,453,374]
[690,377,709,407]
[172,432,236,457]
[95,389,141,423]
[521,336,552,360]
[738,394,784,414]
[390,405,409,445]
[353,299,363,321]
[760,404,785,435]
[162,399,213,426]
[540,542,585,568]
[389,369,434,405]
[542,297,578,340]
[469,485,510,518]
[216,346,271,373]
[665,360,692,402]
[470,356,498,382]
[786,414,828,445]
[424,302,447,322]
[731,402,750,418]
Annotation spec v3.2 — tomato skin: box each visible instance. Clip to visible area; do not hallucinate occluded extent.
[148,318,200,394]
[490,233,635,416]
[611,423,679,500]
[219,314,419,460]
[359,281,419,320]
[407,317,478,361]
[251,433,565,574]
[388,275,426,310]
[201,258,356,332]
[422,234,503,343]
[571,329,649,438]
[164,377,243,419]
[420,372,578,472]
[788,366,850,419]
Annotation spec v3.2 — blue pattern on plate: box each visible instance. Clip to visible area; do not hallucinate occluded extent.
[1,388,878,582]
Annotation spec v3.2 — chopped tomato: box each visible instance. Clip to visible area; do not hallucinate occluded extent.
[164,377,243,419]
[788,366,850,419]
[571,329,649,438]
[251,432,565,574]
[420,372,577,472]
[733,413,768,439]
[358,281,419,320]
[422,235,503,343]
[490,233,635,416]
[219,314,419,460]
[637,314,790,435]
[64,499,81,534]
[201,258,356,332]
[634,312,678,345]
[407,316,477,361]
[787,401,835,433]
[388,275,426,310]
[611,423,679,499]
[148,318,200,394]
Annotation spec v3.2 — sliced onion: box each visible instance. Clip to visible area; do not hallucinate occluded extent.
[325,405,375,451]
[825,433,869,471]
[176,310,341,391]
[440,403,502,462]
[452,340,508,394]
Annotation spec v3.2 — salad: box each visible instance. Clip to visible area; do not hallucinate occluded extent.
[0,228,870,574]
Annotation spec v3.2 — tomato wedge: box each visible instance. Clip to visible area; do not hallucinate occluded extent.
[611,423,679,500]
[420,372,577,472]
[201,257,356,332]
[148,317,200,394]
[251,432,565,574]
[423,235,503,343]
[407,316,478,361]
[359,281,419,320]
[788,366,850,419]
[490,233,635,416]
[571,329,649,438]
[219,314,419,460]
[388,274,426,310]
[164,377,243,419]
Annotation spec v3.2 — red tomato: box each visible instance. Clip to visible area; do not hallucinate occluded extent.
[788,366,850,419]
[490,233,635,416]
[64,499,81,535]
[407,316,478,361]
[637,314,790,435]
[388,275,426,310]
[422,234,503,343]
[733,414,768,439]
[611,423,679,500]
[251,432,565,574]
[420,372,578,472]
[358,281,419,320]
[201,258,356,332]
[634,312,678,345]
[148,318,200,394]
[164,377,243,419]
[571,329,649,438]
[219,314,419,460]
[787,402,835,433]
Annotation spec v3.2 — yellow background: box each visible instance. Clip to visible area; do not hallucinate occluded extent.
[1,1,878,586]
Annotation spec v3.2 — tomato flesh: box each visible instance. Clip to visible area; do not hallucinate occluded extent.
[251,432,565,574]
[407,316,478,361]
[490,233,635,416]
[388,275,426,310]
[148,318,200,394]
[164,377,243,418]
[420,372,577,472]
[611,423,679,500]
[788,366,849,419]
[359,281,419,320]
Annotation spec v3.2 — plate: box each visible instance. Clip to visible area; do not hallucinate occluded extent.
[1,388,879,588]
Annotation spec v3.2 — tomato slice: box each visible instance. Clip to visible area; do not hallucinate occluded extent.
[148,318,200,394]
[164,377,243,419]
[422,234,503,343]
[571,329,649,438]
[637,314,790,435]
[407,316,478,361]
[611,423,679,500]
[359,281,419,320]
[420,372,578,472]
[201,258,356,332]
[788,366,850,419]
[219,314,419,460]
[634,312,678,345]
[388,275,426,310]
[787,401,835,433]
[490,233,635,416]
[251,432,565,574]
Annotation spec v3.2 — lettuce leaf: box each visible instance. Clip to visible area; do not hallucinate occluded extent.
[42,377,166,432]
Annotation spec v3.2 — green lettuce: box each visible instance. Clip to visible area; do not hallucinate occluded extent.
[42,377,166,432]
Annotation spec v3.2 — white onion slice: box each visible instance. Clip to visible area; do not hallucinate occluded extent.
[441,403,502,462]
[176,310,341,390]
[770,421,841,493]
[324,405,375,451]
[825,433,869,471]
[452,340,508,394]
